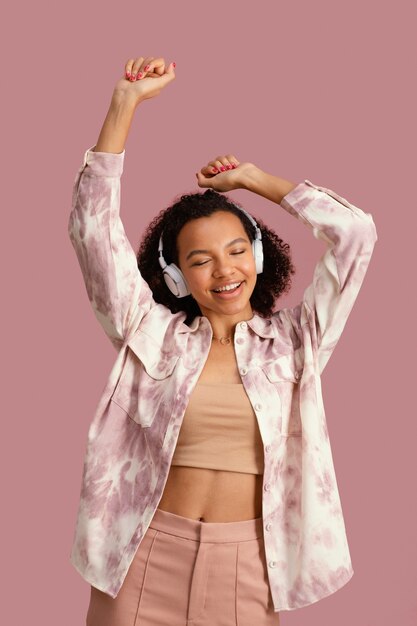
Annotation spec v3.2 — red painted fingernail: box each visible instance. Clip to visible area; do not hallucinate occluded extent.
[212,168,218,173]
[131,73,136,79]
[137,72,143,79]
[172,61,176,67]
[125,71,131,77]
[232,164,237,168]
[220,166,226,172]
[144,65,150,71]
[226,164,232,169]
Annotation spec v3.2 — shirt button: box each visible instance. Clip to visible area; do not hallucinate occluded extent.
[266,522,272,531]
[240,367,248,376]
[236,337,244,345]
[269,560,277,568]
[255,403,262,411]
[264,483,270,492]
[265,444,271,453]
[239,321,248,330]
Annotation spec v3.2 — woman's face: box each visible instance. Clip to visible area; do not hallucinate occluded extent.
[177,210,257,319]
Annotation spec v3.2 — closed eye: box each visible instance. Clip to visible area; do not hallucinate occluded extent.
[192,250,246,266]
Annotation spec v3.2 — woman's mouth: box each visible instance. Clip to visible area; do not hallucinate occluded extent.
[211,281,244,299]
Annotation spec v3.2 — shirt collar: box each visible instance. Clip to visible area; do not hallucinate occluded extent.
[246,313,277,338]
[177,312,277,339]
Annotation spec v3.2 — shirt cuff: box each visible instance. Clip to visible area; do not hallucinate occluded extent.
[280,178,375,228]
[81,143,125,177]
[281,179,358,212]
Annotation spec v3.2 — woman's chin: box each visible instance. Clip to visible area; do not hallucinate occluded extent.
[201,299,253,318]
[195,281,255,317]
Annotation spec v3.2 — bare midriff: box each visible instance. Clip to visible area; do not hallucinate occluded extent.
[157,340,264,523]
[158,466,264,522]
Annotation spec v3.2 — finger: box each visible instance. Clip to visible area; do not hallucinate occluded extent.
[225,154,240,169]
[217,157,231,172]
[201,163,219,176]
[206,159,223,173]
[146,57,166,76]
[211,157,230,173]
[215,155,239,171]
[135,56,155,80]
[150,61,176,84]
[137,59,176,83]
[195,171,213,188]
[153,59,176,76]
[125,58,137,80]
[142,57,155,72]
[129,56,144,81]
[205,169,218,176]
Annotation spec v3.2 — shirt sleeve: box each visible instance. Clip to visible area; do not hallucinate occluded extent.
[68,144,157,350]
[278,179,378,374]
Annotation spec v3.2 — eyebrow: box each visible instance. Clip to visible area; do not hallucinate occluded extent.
[185,237,248,261]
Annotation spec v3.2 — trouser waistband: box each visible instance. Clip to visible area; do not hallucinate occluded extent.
[149,507,264,542]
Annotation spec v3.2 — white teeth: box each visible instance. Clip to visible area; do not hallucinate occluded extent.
[213,281,242,293]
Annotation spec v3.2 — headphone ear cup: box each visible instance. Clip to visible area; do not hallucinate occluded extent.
[162,263,190,298]
[252,239,264,274]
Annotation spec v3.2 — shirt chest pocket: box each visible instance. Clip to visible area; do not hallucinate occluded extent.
[262,359,303,436]
[110,332,180,430]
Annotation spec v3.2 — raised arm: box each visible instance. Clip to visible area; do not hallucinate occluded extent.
[68,56,176,350]
[195,160,377,374]
[244,167,378,373]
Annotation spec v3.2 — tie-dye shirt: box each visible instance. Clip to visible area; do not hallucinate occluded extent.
[68,145,377,612]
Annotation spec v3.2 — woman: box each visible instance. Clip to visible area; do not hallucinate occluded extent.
[68,56,377,625]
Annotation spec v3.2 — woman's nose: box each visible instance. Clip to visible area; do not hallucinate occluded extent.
[212,259,236,277]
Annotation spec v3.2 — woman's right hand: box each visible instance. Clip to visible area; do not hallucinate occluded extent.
[113,56,176,107]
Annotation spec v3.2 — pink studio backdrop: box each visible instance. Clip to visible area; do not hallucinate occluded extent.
[3,1,415,625]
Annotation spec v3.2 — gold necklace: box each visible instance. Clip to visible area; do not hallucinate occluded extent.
[212,335,233,345]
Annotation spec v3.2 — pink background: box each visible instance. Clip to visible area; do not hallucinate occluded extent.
[3,0,415,624]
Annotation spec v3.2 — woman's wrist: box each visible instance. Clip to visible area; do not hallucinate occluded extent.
[241,165,297,205]
[111,88,143,110]
[237,164,264,192]
[94,93,139,153]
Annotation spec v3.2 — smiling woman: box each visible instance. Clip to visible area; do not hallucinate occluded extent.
[175,210,257,324]
[137,187,296,326]
[68,53,377,625]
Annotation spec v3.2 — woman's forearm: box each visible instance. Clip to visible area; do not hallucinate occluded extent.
[241,166,297,205]
[94,94,139,154]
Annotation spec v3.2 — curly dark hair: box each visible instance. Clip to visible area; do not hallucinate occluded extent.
[136,188,296,325]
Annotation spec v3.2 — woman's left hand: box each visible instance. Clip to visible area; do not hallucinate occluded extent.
[195,154,259,193]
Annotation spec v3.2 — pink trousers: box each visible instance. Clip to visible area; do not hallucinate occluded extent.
[86,507,281,626]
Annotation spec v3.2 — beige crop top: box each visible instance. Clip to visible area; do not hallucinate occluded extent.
[171,382,264,475]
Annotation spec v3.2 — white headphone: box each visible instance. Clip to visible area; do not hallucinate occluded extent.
[157,206,264,298]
